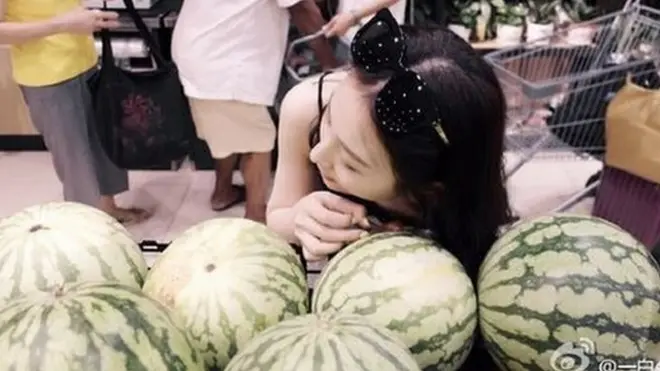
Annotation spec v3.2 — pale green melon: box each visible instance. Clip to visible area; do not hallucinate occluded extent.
[142,217,308,370]
[0,201,148,302]
[226,311,421,371]
[0,281,205,370]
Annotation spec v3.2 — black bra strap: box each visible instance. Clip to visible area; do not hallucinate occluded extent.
[317,71,332,126]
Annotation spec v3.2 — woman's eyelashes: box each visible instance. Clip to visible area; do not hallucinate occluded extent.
[344,163,358,173]
[341,158,359,174]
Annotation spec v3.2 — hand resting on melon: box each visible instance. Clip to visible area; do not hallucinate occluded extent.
[266,16,512,276]
[291,191,370,260]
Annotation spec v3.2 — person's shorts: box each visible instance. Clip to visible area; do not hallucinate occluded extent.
[188,98,276,159]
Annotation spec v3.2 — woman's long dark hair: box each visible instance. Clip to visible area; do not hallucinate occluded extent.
[311,26,512,280]
[381,25,510,279]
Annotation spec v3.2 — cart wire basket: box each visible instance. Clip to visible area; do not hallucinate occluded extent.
[484,0,660,213]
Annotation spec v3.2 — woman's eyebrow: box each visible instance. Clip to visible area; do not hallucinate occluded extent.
[327,99,369,169]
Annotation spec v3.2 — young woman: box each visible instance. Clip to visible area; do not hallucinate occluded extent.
[267,9,512,280]
[268,10,510,368]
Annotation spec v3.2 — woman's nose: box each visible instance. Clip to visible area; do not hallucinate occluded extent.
[309,139,334,166]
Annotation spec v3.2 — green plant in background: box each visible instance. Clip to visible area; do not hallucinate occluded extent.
[561,0,601,21]
[491,0,528,27]
[527,0,558,24]
[449,0,482,29]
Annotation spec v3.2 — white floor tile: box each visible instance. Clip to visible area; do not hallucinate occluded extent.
[165,170,246,241]
[118,170,193,241]
[505,150,600,217]
[0,152,62,217]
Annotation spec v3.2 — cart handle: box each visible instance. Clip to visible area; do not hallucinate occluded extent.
[284,30,326,83]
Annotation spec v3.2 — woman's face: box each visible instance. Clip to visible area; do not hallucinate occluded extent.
[309,74,398,202]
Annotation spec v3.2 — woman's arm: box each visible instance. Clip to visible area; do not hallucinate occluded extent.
[0,0,62,45]
[266,73,343,243]
[0,3,119,45]
[266,79,323,243]
[0,21,60,44]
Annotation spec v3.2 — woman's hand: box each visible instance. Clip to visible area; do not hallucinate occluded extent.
[293,191,369,260]
[322,12,360,37]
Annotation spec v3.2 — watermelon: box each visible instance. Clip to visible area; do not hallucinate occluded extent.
[0,281,205,371]
[142,217,308,370]
[312,232,477,371]
[0,202,148,302]
[477,214,660,371]
[225,311,421,371]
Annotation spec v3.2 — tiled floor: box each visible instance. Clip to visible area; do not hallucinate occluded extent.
[0,151,601,242]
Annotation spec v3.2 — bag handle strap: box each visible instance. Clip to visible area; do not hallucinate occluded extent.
[104,0,168,67]
[100,27,114,66]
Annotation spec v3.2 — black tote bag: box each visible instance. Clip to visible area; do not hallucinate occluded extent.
[88,0,196,170]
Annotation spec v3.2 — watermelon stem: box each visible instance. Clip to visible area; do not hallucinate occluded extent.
[29,224,47,233]
[53,284,66,297]
[205,264,216,272]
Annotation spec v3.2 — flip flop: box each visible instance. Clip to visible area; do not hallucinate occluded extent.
[114,208,152,226]
[211,186,246,212]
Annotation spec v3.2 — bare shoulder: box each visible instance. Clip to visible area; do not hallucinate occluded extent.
[279,70,347,135]
[268,71,347,212]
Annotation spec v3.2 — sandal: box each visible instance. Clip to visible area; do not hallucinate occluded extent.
[112,207,152,226]
[211,186,246,212]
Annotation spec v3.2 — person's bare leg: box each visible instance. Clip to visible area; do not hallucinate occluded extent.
[239,151,271,223]
[211,154,242,210]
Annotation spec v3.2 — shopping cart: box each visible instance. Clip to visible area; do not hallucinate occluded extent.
[484,0,660,213]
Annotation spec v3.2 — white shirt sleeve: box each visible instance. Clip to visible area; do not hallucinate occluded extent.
[275,0,304,9]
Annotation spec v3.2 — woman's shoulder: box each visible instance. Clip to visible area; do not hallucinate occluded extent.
[279,70,348,132]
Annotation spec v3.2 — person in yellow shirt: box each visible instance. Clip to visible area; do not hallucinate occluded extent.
[0,0,150,224]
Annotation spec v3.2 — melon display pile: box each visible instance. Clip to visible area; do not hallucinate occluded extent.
[0,201,658,371]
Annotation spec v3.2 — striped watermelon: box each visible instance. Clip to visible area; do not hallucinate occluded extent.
[478,214,660,371]
[142,217,308,370]
[0,281,205,371]
[312,232,477,371]
[225,312,421,371]
[0,202,148,302]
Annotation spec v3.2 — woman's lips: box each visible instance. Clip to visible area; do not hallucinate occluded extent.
[318,169,335,184]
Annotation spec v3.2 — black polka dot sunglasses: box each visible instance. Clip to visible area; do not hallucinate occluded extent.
[350,9,449,145]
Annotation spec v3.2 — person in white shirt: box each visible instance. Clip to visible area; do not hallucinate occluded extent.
[172,0,315,222]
